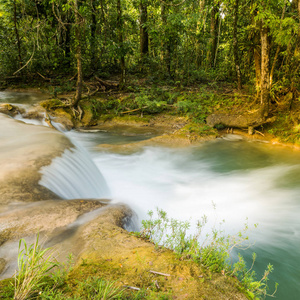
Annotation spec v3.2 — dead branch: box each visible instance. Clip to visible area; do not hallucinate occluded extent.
[254,130,265,137]
[68,73,78,81]
[13,44,35,75]
[121,106,148,114]
[36,72,51,81]
[95,76,119,90]
[123,285,140,291]
[149,270,171,277]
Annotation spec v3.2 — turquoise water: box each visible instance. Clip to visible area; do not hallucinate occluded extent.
[73,134,300,300]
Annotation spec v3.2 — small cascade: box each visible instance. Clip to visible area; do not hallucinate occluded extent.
[39,145,111,200]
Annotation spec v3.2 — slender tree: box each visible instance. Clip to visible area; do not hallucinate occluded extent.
[117,0,125,86]
[260,19,270,118]
[206,3,220,68]
[13,0,22,68]
[232,0,242,90]
[73,0,83,107]
[140,0,149,59]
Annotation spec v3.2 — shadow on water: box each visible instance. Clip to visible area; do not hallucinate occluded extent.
[0,91,48,104]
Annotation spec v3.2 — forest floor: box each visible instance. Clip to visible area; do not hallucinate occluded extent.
[12,75,297,151]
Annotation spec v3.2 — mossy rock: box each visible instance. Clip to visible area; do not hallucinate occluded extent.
[81,105,97,126]
[40,98,65,110]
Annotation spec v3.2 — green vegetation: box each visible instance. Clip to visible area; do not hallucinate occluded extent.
[137,208,278,299]
[0,0,299,122]
[0,212,277,300]
[14,235,58,300]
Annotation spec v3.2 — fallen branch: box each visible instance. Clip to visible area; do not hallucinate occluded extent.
[121,106,148,114]
[36,72,51,81]
[254,129,265,137]
[149,270,171,277]
[95,76,119,90]
[13,44,35,75]
[123,285,140,291]
[68,73,77,81]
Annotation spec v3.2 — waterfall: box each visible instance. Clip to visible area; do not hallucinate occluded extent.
[39,145,111,200]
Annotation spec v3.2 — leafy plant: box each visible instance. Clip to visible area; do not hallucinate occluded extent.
[14,234,58,300]
[138,208,277,299]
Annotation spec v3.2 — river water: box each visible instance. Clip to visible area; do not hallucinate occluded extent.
[67,131,300,300]
[1,92,300,299]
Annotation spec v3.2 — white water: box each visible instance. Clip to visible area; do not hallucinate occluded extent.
[65,133,300,300]
[39,145,111,199]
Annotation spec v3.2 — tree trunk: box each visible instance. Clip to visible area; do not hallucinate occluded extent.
[233,0,242,90]
[269,0,286,88]
[13,0,22,68]
[206,4,219,68]
[260,20,270,118]
[73,0,83,107]
[64,14,71,69]
[117,0,125,87]
[90,0,97,71]
[195,0,206,67]
[161,3,171,76]
[140,0,149,59]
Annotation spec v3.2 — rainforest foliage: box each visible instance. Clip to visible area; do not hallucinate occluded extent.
[0,0,299,117]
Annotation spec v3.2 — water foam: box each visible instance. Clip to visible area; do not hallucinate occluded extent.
[39,145,111,199]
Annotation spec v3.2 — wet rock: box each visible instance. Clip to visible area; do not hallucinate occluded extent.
[22,105,46,120]
[81,105,96,127]
[206,113,276,132]
[0,199,108,245]
[51,108,74,130]
[0,103,24,117]
[0,258,5,274]
[57,204,248,300]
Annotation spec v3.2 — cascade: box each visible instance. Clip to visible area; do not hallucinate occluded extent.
[39,143,111,200]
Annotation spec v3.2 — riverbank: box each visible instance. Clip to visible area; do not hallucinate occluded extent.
[0,86,290,299]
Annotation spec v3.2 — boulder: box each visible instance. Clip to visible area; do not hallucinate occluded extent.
[0,103,24,117]
[206,113,276,134]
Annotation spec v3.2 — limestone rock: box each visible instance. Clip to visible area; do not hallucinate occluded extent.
[0,199,108,246]
[206,113,276,130]
[0,114,73,206]
[0,103,24,117]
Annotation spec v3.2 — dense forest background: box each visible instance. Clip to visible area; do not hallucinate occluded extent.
[0,0,300,120]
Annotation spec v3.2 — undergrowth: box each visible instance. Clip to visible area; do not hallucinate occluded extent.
[0,207,278,299]
[137,208,278,299]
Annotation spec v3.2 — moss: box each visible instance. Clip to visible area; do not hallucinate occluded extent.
[40,98,65,110]
[0,278,14,299]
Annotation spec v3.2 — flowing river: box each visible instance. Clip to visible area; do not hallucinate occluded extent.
[1,91,300,299]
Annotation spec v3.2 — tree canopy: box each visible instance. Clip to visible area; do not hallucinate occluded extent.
[0,0,299,113]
